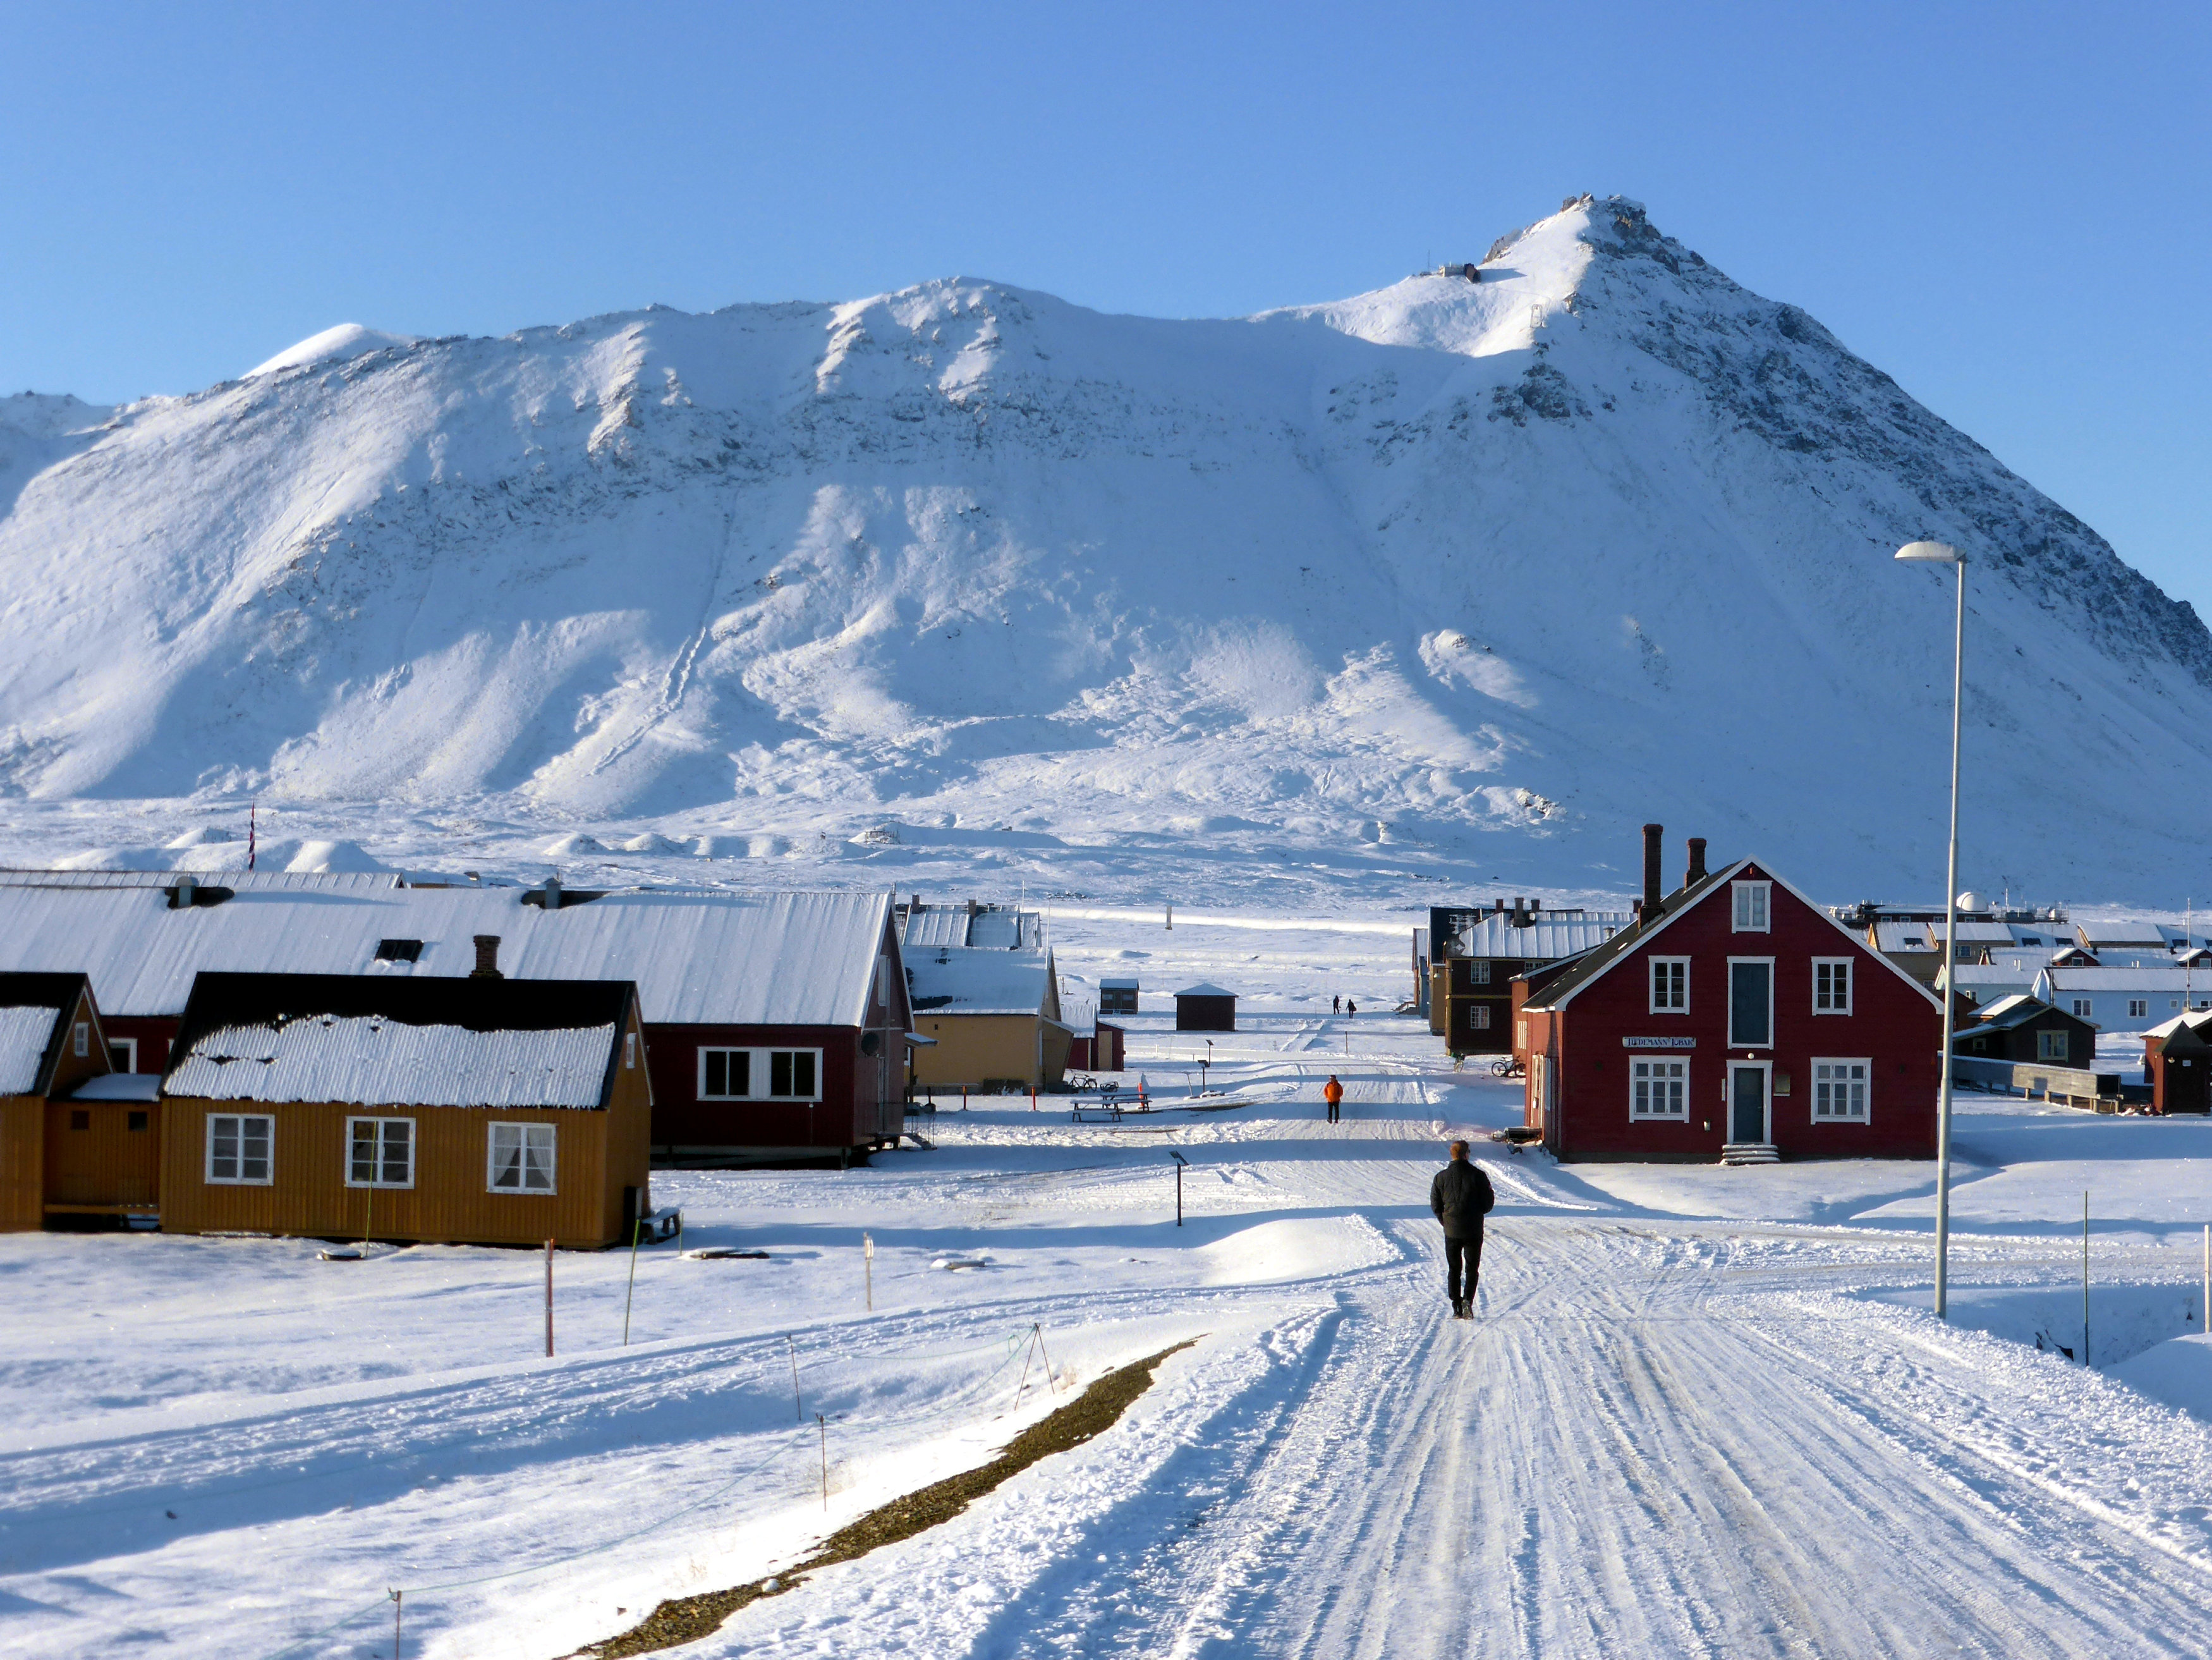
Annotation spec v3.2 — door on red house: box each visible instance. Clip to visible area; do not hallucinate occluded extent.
[1729,1063,1771,1144]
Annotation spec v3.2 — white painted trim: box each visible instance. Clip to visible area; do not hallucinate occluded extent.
[1811,957,1854,1016]
[487,1121,557,1195]
[1727,956,1777,1049]
[109,1035,137,1072]
[205,1112,274,1185]
[343,1116,418,1189]
[1731,880,1773,933]
[1809,1058,1871,1125]
[697,1045,824,1102]
[1725,1059,1773,1142]
[1628,1054,1690,1120]
[1648,955,1690,1015]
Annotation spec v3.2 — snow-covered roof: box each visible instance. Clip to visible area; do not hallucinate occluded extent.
[0,881,894,1027]
[908,948,1052,1016]
[898,905,1042,951]
[170,1016,617,1109]
[1936,965,2038,989]
[1873,922,1943,953]
[70,1073,161,1101]
[1176,983,1235,998]
[2079,921,2167,947]
[1454,915,1626,960]
[0,1006,59,1095]
[2037,967,2206,990]
[1099,977,1139,990]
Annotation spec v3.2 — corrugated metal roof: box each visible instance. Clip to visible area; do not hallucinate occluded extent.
[897,905,1041,950]
[0,884,892,1025]
[0,1006,59,1094]
[0,869,406,894]
[2080,922,2167,946]
[168,1016,617,1108]
[1873,922,1942,952]
[2039,967,2204,989]
[1456,915,1627,959]
[907,948,1051,1015]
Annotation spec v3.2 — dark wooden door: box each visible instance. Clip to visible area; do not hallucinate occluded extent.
[2168,1056,2210,1114]
[1729,1065,1769,1144]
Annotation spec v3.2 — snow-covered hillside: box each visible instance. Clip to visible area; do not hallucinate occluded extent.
[2,196,2205,895]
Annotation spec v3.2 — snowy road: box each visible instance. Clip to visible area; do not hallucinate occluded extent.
[11,1004,2212,1658]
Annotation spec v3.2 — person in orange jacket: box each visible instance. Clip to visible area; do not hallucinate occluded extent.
[1323,1074,1344,1124]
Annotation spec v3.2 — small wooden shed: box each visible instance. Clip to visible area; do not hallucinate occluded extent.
[1174,984,1237,1033]
[1098,979,1139,1016]
[0,972,121,1231]
[1954,995,2098,1070]
[2144,1011,2212,1115]
[157,972,652,1248]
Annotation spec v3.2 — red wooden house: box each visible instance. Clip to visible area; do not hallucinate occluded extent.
[1519,828,1942,1162]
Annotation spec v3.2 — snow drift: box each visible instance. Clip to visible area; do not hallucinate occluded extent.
[2,196,2207,892]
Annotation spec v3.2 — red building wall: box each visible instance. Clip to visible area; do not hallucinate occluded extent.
[1526,863,1940,1161]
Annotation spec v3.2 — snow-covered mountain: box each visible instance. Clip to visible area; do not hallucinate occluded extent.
[3,195,2206,895]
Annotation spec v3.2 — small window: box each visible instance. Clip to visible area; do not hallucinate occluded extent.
[207,1114,274,1183]
[110,1036,138,1071]
[69,1109,90,1132]
[1630,1058,1689,1119]
[1811,1060,1869,1122]
[1732,881,1771,932]
[2130,999,2150,1019]
[700,1047,751,1100]
[1468,1005,1492,1030]
[770,1050,817,1099]
[625,1031,638,1070]
[374,939,423,963]
[1650,958,1688,1013]
[1813,959,1852,1015]
[127,1110,149,1132]
[72,1022,88,1057]
[700,1047,820,1101]
[2071,998,2093,1018]
[2036,1030,2069,1063]
[488,1123,556,1193]
[2169,999,2181,1011]
[346,1118,415,1188]
[1469,960,1492,986]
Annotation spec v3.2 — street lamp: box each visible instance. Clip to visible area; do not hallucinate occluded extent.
[1168,1149,1188,1226]
[1897,538,1966,1319]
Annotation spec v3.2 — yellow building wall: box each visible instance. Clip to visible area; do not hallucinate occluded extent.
[909,1015,1071,1090]
[0,1095,40,1231]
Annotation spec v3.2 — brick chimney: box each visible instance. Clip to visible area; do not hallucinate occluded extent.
[471,935,503,979]
[1642,824,1664,918]
[1686,837,1708,886]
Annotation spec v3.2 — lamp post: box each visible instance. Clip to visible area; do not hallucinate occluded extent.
[1168,1149,1188,1226]
[1897,539,1966,1319]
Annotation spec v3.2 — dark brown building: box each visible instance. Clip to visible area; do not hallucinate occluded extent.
[1954,995,2097,1070]
[1174,984,1237,1032]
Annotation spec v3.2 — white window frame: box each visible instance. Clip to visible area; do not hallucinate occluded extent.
[1727,956,1776,1049]
[1809,1058,1870,1124]
[110,1035,138,1071]
[697,1046,823,1102]
[1468,959,1493,986]
[1648,956,1689,1014]
[1629,1056,1689,1120]
[2036,1029,2069,1063]
[2130,999,2151,1019]
[1812,958,1853,1015]
[205,1113,274,1185]
[344,1116,416,1189]
[1468,1005,1492,1030]
[2070,997,2093,1018]
[624,1030,638,1070]
[72,1021,88,1057]
[1732,881,1772,933]
[487,1122,557,1194]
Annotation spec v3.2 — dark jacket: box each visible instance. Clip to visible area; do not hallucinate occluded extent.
[1430,1159,1495,1238]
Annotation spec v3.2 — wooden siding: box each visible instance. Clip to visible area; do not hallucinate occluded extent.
[1175,996,1236,1032]
[0,1095,39,1230]
[44,1100,161,1209]
[158,1010,651,1247]
[909,1013,1071,1090]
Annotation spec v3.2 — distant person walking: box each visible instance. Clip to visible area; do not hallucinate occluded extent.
[1346,999,1358,1017]
[1429,1140,1496,1320]
[1323,1073,1344,1124]
[1332,995,1341,1013]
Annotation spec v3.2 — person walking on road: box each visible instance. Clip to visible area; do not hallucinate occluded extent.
[1346,999,1358,1017]
[1323,1073,1344,1124]
[1332,995,1341,1014]
[1429,1140,1495,1319]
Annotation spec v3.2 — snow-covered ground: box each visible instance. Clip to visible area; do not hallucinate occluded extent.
[9,910,2212,1658]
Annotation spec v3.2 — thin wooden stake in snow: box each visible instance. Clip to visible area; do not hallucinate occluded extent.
[2203,1223,2208,1334]
[544,1238,555,1358]
[623,1217,643,1346]
[863,1231,874,1312]
[2082,1192,2091,1368]
[1033,1322,1060,1394]
[817,1412,829,1511]
[788,1335,803,1420]
[391,1587,402,1659]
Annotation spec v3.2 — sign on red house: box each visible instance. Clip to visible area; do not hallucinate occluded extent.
[1518,853,1941,1162]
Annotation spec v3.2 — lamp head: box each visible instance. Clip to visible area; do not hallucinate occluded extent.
[1895,540,1966,564]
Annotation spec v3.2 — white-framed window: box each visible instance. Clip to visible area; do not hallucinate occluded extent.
[110,1036,138,1071]
[624,1031,638,1070]
[2130,999,2151,1018]
[2070,998,2093,1018]
[1813,958,1852,1015]
[206,1114,274,1184]
[488,1123,556,1193]
[1732,881,1771,932]
[1468,1005,1492,1030]
[1649,957,1688,1013]
[72,1021,88,1057]
[1811,1059,1869,1122]
[1727,958,1775,1047]
[1631,1056,1689,1119]
[1469,960,1492,986]
[346,1118,415,1188]
[698,1047,822,1101]
[2036,1030,2069,1062]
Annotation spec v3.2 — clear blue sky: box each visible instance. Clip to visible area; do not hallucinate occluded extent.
[5,1,2206,609]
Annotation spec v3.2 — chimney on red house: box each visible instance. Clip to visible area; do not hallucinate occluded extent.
[471,934,503,979]
[1686,837,1708,886]
[1641,824,1664,919]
